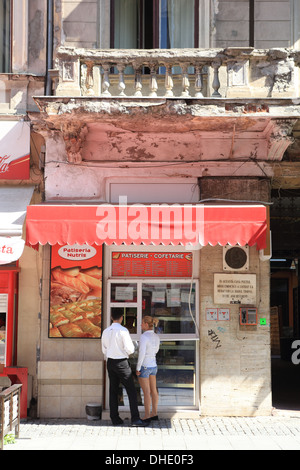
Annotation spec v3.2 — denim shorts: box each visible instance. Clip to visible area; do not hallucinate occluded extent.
[139,366,158,378]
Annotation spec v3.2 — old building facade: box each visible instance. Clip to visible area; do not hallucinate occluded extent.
[0,1,300,419]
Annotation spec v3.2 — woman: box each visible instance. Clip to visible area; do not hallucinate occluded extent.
[136,316,160,422]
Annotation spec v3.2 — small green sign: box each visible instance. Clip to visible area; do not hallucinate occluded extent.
[260,318,267,325]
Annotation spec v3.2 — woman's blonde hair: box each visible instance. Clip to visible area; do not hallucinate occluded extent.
[143,315,159,329]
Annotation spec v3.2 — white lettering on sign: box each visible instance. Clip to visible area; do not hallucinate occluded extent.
[58,244,97,261]
[0,156,10,174]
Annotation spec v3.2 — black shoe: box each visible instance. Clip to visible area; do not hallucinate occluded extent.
[142,418,152,423]
[131,419,149,427]
[151,415,159,420]
[111,417,124,425]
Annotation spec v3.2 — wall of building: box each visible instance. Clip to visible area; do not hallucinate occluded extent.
[0,0,45,406]
[37,243,104,418]
[199,244,271,416]
[34,126,273,417]
[198,176,272,416]
[213,0,293,48]
[59,0,298,49]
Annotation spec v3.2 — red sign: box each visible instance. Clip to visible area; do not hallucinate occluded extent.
[112,252,193,278]
[0,122,30,180]
[49,244,103,338]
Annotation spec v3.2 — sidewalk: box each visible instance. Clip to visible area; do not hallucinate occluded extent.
[3,410,300,451]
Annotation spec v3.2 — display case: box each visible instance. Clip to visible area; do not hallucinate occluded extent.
[124,340,197,407]
[156,341,195,390]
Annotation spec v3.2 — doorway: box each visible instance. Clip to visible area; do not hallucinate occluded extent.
[106,279,199,411]
[270,188,300,411]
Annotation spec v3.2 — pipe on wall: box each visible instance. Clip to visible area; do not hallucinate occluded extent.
[45,0,53,95]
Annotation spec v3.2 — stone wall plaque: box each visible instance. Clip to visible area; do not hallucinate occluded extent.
[214,273,256,305]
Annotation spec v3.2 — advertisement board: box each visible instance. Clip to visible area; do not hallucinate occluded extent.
[49,244,103,338]
[112,252,193,277]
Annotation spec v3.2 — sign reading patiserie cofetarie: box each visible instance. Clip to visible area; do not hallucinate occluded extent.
[112,252,193,277]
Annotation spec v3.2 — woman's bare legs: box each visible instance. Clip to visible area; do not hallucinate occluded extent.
[138,377,151,419]
[149,375,159,417]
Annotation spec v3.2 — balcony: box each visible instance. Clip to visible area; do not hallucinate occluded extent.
[53,46,300,99]
[30,46,299,177]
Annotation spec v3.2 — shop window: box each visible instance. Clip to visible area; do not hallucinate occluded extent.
[0,0,11,73]
[107,278,199,408]
[111,0,199,49]
[108,279,198,339]
[142,282,197,335]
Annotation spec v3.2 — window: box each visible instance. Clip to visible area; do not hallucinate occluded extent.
[111,0,199,49]
[107,279,199,408]
[0,0,11,72]
[108,280,199,340]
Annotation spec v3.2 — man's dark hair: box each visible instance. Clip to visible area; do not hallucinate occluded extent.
[111,308,123,321]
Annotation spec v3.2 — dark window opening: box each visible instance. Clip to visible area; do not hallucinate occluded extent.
[111,0,199,49]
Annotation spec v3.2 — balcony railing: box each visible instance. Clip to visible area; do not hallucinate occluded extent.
[53,47,300,99]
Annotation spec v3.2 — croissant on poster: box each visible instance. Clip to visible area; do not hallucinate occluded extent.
[81,267,102,279]
[52,269,90,294]
[50,265,102,305]
[77,272,101,290]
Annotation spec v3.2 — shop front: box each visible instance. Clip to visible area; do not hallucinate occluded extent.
[26,202,271,417]
[0,121,34,418]
[107,248,199,410]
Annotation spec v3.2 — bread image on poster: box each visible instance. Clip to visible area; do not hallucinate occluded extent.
[49,244,103,338]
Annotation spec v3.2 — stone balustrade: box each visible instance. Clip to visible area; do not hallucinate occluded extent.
[53,47,299,99]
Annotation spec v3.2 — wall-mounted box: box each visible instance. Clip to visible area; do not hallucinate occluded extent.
[206,308,218,321]
[218,308,230,321]
[240,307,257,326]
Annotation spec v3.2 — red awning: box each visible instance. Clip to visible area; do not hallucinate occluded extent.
[25,204,267,249]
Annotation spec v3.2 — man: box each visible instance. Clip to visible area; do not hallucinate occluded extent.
[102,309,147,427]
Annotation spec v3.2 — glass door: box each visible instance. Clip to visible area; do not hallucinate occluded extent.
[107,279,199,409]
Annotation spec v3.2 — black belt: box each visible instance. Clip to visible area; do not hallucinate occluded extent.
[107,357,127,361]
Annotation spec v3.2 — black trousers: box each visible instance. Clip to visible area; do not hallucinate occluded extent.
[107,358,140,422]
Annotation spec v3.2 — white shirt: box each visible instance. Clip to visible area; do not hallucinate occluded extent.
[102,322,135,359]
[136,330,160,371]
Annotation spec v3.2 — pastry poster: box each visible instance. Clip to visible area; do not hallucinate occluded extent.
[49,244,103,338]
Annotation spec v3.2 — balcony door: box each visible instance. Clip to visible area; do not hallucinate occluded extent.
[111,0,199,49]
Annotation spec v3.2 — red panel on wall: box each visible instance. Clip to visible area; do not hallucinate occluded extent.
[0,272,8,289]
